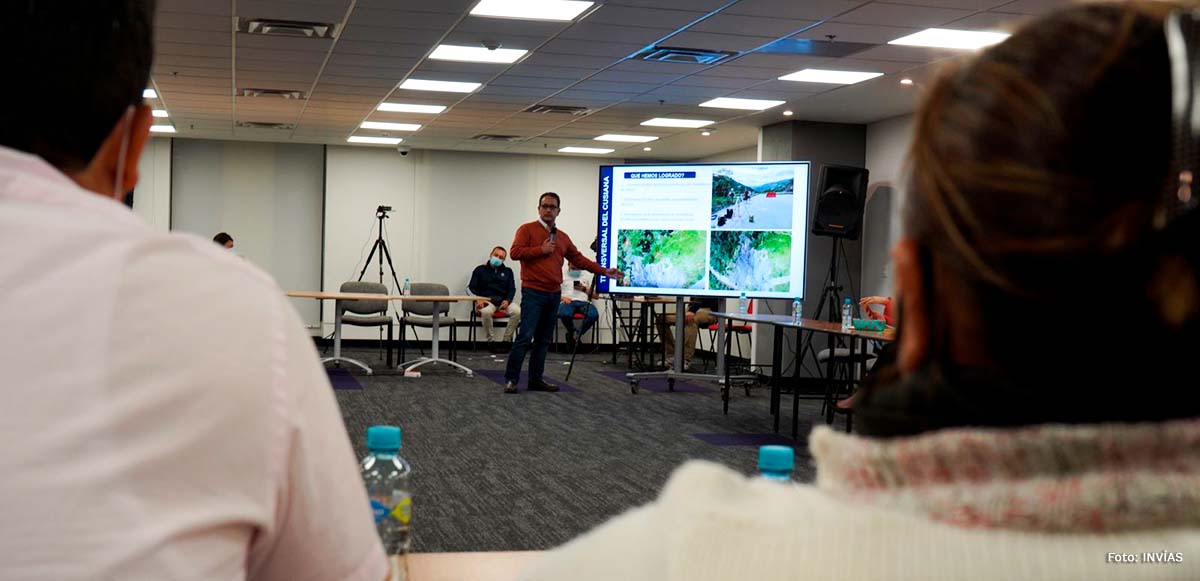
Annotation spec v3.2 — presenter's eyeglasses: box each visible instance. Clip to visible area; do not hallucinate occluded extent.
[539,203,559,210]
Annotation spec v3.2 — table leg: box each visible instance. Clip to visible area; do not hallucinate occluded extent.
[720,321,730,414]
[792,327,802,439]
[771,325,782,433]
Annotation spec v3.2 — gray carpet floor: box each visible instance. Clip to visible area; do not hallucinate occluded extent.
[330,345,848,552]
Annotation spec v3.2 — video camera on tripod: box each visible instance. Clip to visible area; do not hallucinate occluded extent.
[376,205,392,217]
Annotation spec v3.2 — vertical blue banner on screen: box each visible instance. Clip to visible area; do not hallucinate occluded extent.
[597,165,614,293]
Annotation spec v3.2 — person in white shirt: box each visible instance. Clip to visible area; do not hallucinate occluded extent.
[0,2,386,580]
[520,3,1200,580]
[557,268,598,348]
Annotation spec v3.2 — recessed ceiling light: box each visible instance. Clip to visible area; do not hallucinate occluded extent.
[470,0,594,22]
[889,28,1010,50]
[783,110,794,116]
[348,136,403,145]
[143,88,157,99]
[559,146,614,154]
[430,44,528,64]
[594,134,658,143]
[779,69,883,85]
[361,121,421,131]
[377,103,447,114]
[149,125,175,133]
[900,78,914,85]
[152,109,169,118]
[699,97,785,111]
[398,79,482,93]
[641,117,714,128]
[700,130,712,136]
[643,147,652,151]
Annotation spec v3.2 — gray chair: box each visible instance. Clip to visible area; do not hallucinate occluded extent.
[399,282,458,363]
[337,281,394,368]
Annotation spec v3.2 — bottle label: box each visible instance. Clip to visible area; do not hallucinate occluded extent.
[370,493,412,524]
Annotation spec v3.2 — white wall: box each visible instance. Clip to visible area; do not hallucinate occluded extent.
[692,146,758,163]
[132,137,171,230]
[862,114,915,298]
[324,147,621,340]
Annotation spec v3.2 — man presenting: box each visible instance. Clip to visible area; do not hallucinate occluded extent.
[468,245,520,350]
[504,192,622,394]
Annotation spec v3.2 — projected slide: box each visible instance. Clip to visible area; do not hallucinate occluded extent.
[597,162,809,300]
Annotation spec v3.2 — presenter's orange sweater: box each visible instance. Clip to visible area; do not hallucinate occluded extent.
[510,221,605,293]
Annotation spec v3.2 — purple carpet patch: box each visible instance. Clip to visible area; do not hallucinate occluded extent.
[327,368,363,390]
[693,433,799,447]
[476,369,580,392]
[598,370,715,393]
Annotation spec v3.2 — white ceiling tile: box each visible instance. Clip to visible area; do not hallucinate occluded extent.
[666,31,779,52]
[991,0,1070,15]
[886,0,1009,9]
[455,15,568,37]
[792,22,922,44]
[590,69,685,84]
[340,24,446,44]
[155,28,231,46]
[540,38,644,58]
[157,12,233,31]
[848,44,965,63]
[159,0,232,15]
[586,6,708,29]
[506,64,599,80]
[238,1,349,22]
[155,54,230,70]
[833,3,975,28]
[520,53,621,69]
[348,7,461,29]
[671,75,761,90]
[572,79,659,94]
[725,0,866,21]
[559,22,674,45]
[237,47,330,64]
[687,14,818,38]
[490,75,577,89]
[334,41,432,58]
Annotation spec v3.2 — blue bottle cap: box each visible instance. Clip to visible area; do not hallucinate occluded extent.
[758,445,794,473]
[367,425,402,452]
[843,297,852,304]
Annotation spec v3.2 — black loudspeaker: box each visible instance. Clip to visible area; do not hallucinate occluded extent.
[811,164,869,239]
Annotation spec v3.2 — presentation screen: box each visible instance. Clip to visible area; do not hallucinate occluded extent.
[596,162,809,300]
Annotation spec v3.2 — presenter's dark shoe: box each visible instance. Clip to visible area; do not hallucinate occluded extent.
[504,381,519,394]
[528,380,559,392]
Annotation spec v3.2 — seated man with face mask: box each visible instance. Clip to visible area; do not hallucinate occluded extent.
[469,245,521,350]
[558,268,598,349]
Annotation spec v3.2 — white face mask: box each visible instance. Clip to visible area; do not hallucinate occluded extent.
[112,105,135,200]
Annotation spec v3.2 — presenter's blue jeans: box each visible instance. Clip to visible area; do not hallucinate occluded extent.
[558,301,599,337]
[505,288,560,385]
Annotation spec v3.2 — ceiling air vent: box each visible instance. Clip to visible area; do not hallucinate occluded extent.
[237,18,338,39]
[636,46,737,65]
[240,88,305,99]
[523,104,591,116]
[236,121,296,130]
[474,134,526,142]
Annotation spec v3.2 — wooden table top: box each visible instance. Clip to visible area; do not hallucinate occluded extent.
[408,551,540,581]
[287,291,480,302]
[713,312,895,341]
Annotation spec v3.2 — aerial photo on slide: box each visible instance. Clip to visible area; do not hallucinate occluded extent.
[617,229,706,289]
[709,230,792,292]
[710,165,795,229]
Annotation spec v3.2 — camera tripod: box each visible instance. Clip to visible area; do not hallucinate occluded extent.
[359,205,404,291]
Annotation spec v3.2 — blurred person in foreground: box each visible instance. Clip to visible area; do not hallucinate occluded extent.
[0,2,386,579]
[520,3,1200,579]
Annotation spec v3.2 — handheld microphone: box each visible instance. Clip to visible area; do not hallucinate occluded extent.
[549,225,557,243]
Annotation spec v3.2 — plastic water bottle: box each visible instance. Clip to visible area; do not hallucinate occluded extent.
[738,292,748,315]
[362,426,412,581]
[758,445,794,482]
[402,278,411,295]
[792,297,802,324]
[841,297,853,332]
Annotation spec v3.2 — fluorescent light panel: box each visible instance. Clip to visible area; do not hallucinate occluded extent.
[378,103,446,114]
[149,125,175,133]
[594,134,658,143]
[889,28,1010,50]
[142,88,157,99]
[559,146,614,154]
[361,121,421,131]
[699,97,784,111]
[430,44,527,64]
[398,79,481,93]
[470,0,594,21]
[152,109,169,118]
[348,136,403,145]
[640,117,713,128]
[778,69,883,85]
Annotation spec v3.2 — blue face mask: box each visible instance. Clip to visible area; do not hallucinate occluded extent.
[568,269,582,279]
[489,256,502,267]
